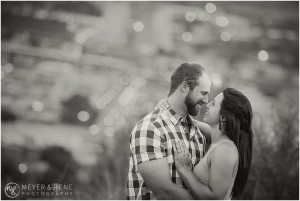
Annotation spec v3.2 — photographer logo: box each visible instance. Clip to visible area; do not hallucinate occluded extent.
[5,182,20,198]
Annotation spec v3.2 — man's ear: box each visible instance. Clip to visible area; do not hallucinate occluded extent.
[180,81,190,94]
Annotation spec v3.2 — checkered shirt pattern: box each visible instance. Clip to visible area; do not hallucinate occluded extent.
[126,99,206,200]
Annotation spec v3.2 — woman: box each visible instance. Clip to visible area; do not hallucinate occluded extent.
[173,88,253,199]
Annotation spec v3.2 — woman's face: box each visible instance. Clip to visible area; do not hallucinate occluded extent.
[203,93,224,125]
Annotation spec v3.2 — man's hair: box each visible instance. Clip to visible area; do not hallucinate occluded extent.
[168,63,206,96]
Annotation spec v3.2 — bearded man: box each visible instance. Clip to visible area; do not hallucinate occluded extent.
[126,63,211,200]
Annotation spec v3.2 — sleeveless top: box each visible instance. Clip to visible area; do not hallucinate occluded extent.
[193,139,238,200]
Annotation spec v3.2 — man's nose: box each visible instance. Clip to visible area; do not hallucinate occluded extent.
[202,96,208,104]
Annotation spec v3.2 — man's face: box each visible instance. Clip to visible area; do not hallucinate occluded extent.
[185,73,211,116]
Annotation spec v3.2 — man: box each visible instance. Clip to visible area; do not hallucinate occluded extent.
[127,63,211,199]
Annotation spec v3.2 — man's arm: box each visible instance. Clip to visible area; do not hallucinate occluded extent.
[138,158,194,200]
[131,118,194,200]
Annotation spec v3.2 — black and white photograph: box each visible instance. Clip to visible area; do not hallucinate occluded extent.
[1,1,299,200]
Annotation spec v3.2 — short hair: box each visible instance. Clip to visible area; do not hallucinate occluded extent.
[168,63,206,96]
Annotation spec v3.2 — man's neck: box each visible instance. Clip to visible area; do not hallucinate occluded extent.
[167,93,188,118]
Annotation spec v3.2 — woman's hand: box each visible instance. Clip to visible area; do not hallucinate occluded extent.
[173,140,192,172]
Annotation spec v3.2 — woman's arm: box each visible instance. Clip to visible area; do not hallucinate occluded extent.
[193,120,211,149]
[173,141,238,199]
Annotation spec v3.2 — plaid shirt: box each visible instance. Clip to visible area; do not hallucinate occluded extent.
[126,99,206,200]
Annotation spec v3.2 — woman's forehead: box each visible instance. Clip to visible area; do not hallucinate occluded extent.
[215,93,224,103]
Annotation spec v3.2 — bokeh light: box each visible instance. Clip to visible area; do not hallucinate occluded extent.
[104,116,114,126]
[133,21,144,32]
[65,14,75,25]
[258,50,269,61]
[185,12,196,22]
[96,100,106,109]
[78,111,90,122]
[221,31,231,42]
[104,127,115,137]
[89,125,100,135]
[32,101,44,112]
[3,63,14,73]
[215,16,230,27]
[21,30,30,40]
[19,163,28,174]
[205,3,217,13]
[182,31,193,42]
[197,11,210,21]
[71,45,83,59]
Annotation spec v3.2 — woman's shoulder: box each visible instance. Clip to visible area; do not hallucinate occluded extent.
[209,140,239,165]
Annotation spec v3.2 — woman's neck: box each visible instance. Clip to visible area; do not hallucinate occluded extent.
[210,124,229,144]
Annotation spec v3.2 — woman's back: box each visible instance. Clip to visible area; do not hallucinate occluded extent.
[193,139,239,199]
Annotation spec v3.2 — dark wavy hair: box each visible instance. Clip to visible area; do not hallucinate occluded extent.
[220,88,253,198]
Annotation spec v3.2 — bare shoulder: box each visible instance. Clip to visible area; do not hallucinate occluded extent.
[209,142,238,166]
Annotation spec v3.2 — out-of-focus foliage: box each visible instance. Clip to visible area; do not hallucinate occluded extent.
[241,92,299,199]
[1,108,18,122]
[39,146,78,185]
[61,94,98,126]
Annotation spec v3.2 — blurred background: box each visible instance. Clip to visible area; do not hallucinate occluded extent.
[1,1,299,199]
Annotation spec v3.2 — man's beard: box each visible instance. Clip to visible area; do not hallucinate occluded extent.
[185,92,201,116]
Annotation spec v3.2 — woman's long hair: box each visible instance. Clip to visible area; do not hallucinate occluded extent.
[220,88,253,198]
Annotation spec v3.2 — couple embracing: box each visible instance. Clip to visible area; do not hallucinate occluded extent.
[127,63,253,200]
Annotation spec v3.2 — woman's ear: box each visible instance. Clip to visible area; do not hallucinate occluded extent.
[219,115,226,131]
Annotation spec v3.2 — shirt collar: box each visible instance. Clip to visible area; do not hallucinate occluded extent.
[164,103,194,126]
[156,99,195,126]
[165,108,182,125]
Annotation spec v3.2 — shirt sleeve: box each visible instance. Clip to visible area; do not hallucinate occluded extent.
[131,122,167,164]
